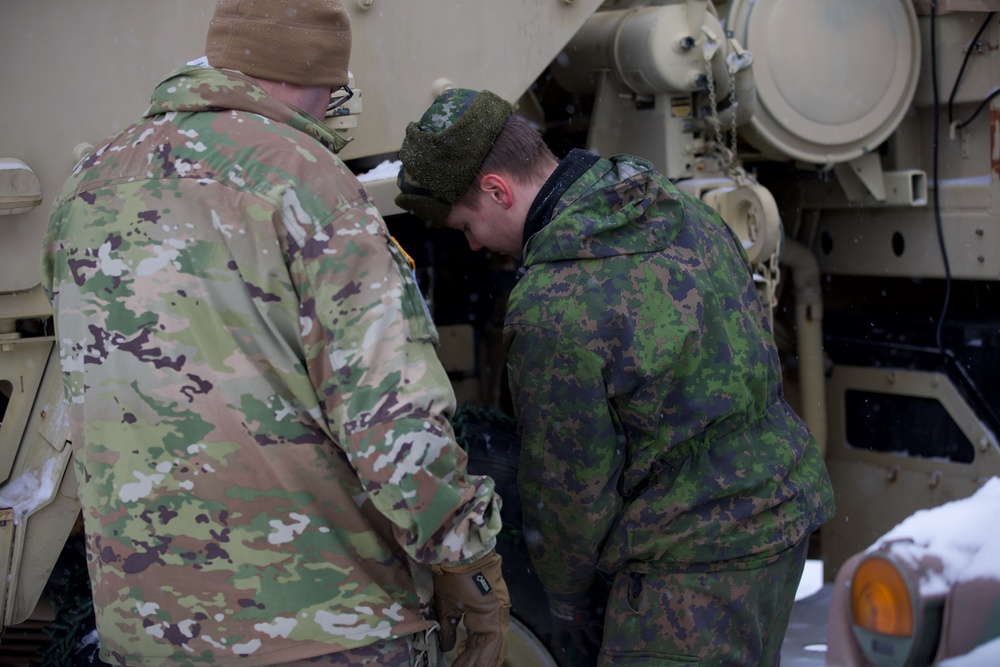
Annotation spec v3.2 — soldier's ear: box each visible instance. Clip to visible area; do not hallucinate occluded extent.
[479,173,514,210]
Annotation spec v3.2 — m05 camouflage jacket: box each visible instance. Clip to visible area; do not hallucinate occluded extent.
[504,151,834,597]
[41,66,501,666]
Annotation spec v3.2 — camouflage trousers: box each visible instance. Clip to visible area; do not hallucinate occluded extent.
[598,538,809,666]
[275,628,443,667]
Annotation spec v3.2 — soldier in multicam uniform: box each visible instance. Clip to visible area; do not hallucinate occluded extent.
[40,2,510,666]
[396,88,836,667]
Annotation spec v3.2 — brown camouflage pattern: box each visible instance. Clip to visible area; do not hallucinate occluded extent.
[40,65,501,665]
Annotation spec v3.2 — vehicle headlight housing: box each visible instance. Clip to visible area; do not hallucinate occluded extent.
[849,551,943,667]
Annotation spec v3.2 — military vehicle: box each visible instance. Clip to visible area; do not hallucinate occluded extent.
[3,0,999,664]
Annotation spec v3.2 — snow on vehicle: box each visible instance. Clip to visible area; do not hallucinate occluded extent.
[827,478,1000,667]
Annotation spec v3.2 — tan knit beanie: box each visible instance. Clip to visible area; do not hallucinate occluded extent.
[205,0,351,88]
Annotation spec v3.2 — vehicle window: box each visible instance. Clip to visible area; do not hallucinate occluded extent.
[845,390,975,463]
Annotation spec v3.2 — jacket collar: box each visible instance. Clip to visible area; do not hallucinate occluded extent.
[144,66,350,154]
[522,148,600,249]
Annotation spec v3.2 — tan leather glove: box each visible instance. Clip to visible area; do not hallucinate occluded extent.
[432,549,511,667]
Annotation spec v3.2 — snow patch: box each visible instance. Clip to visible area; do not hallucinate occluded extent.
[866,477,1000,596]
[0,457,61,523]
[356,159,401,183]
[794,559,823,601]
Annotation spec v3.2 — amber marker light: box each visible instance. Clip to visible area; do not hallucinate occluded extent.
[851,555,915,638]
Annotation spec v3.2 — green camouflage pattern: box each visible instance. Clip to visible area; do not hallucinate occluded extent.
[503,152,834,597]
[599,539,808,666]
[415,88,480,134]
[40,65,501,666]
[395,89,513,228]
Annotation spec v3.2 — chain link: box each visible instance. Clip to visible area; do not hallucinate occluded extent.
[702,34,740,175]
[762,244,783,324]
[727,55,739,161]
[703,37,724,163]
[703,36,781,312]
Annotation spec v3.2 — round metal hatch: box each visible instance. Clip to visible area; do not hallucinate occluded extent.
[726,0,920,165]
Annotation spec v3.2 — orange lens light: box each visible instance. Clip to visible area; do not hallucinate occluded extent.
[851,556,915,637]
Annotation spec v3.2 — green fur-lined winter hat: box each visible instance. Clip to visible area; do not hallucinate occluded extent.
[396,88,513,227]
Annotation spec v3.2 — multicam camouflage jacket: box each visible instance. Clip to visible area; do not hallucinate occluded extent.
[40,65,501,666]
[504,150,835,597]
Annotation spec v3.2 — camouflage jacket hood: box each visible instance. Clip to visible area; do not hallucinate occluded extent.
[504,154,834,597]
[522,151,682,265]
[146,65,350,155]
[41,66,501,665]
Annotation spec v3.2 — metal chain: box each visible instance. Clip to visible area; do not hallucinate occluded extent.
[703,39,723,159]
[703,36,742,175]
[727,53,739,163]
[763,243,782,323]
[704,34,780,310]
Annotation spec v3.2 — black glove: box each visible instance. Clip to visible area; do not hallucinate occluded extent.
[548,591,603,658]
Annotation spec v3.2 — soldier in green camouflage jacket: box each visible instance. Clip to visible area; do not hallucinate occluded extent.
[396,88,835,666]
[40,4,510,666]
